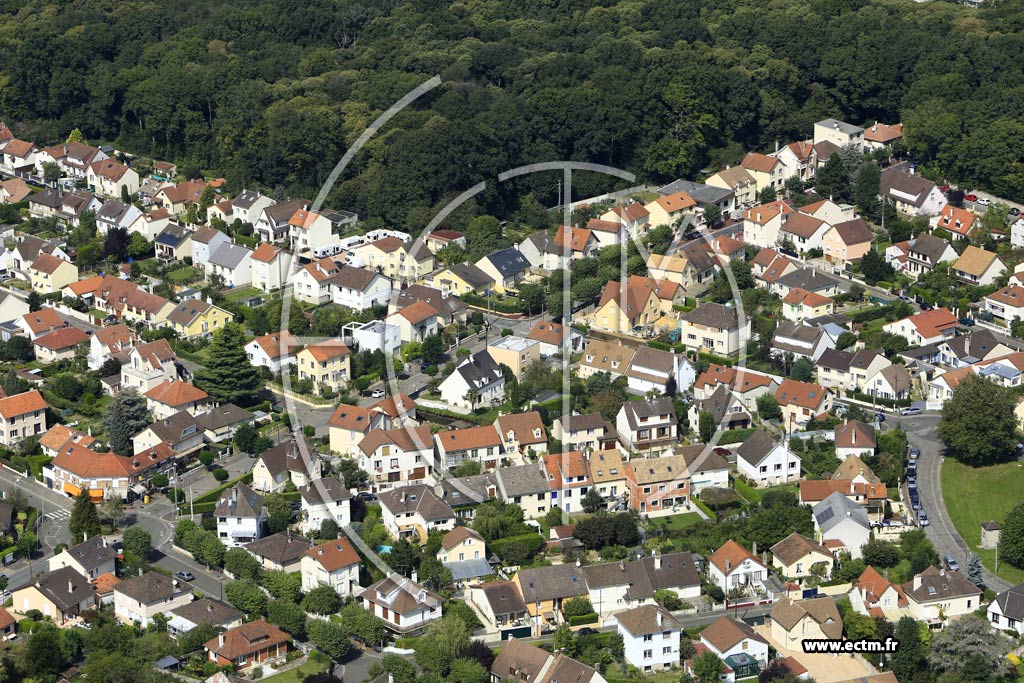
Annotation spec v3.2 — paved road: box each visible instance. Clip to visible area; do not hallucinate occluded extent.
[901,414,1012,592]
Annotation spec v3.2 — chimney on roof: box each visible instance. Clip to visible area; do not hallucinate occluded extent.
[68,579,74,593]
[834,122,839,130]
[219,633,225,648]
[654,551,662,570]
[619,560,625,571]
[657,610,663,627]
[411,570,418,584]
[914,575,923,591]
[207,603,213,612]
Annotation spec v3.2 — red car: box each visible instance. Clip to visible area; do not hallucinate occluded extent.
[939,185,949,193]
[965,193,978,201]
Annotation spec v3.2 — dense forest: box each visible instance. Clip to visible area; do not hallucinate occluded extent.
[0,0,1023,228]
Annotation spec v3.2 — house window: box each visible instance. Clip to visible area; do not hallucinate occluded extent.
[643,650,652,659]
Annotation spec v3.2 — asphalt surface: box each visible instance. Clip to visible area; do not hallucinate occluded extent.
[902,414,1012,592]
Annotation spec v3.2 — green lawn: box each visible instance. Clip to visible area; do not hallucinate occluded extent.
[607,670,679,683]
[259,656,329,683]
[224,285,262,303]
[164,266,202,284]
[735,481,798,504]
[654,512,703,531]
[941,458,1024,584]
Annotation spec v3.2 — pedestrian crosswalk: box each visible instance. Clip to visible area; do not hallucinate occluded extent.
[43,510,70,521]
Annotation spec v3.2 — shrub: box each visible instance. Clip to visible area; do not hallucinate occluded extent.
[490,533,545,564]
[212,468,229,482]
[562,597,593,618]
[567,613,599,626]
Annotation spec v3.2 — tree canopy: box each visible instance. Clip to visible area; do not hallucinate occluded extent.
[194,323,263,406]
[938,374,1019,466]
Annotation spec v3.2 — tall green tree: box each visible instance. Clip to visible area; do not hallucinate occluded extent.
[101,390,150,456]
[938,374,1018,466]
[68,491,102,543]
[815,155,849,201]
[891,616,923,683]
[122,526,151,558]
[194,323,263,406]
[853,161,882,214]
[414,613,470,674]
[691,651,723,683]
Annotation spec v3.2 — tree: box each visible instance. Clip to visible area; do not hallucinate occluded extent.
[103,226,130,261]
[21,624,69,678]
[414,613,470,674]
[692,651,723,683]
[965,552,983,589]
[26,291,42,312]
[318,519,339,540]
[301,585,342,615]
[68,490,101,543]
[756,394,782,421]
[1000,502,1024,568]
[447,659,489,683]
[339,601,387,644]
[264,493,292,534]
[853,161,882,214]
[553,623,576,656]
[224,547,263,581]
[3,335,31,362]
[213,468,229,482]
[927,614,1012,676]
[193,323,263,406]
[422,334,445,365]
[860,249,895,285]
[234,423,259,454]
[698,410,715,443]
[938,374,1018,466]
[702,204,722,229]
[267,599,306,638]
[307,618,351,660]
[581,488,604,513]
[122,526,151,558]
[757,186,777,204]
[790,358,813,382]
[261,569,301,602]
[890,616,923,683]
[102,391,150,456]
[815,155,850,201]
[225,579,267,615]
[43,161,61,185]
[860,540,900,568]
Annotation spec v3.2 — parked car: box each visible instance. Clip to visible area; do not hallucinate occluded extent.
[907,473,916,485]
[965,193,978,202]
[958,317,975,327]
[908,447,921,460]
[577,627,598,636]
[713,447,732,457]
[175,571,195,582]
[944,554,960,571]
[1011,207,1021,217]
[371,388,386,399]
[912,499,923,511]
[977,197,992,206]
[900,406,923,416]
[876,412,886,423]
[356,492,378,502]
[918,510,930,526]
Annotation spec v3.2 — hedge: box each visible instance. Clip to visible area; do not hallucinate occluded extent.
[461,292,523,314]
[693,498,715,518]
[849,306,891,324]
[568,613,599,626]
[848,391,912,409]
[178,472,253,514]
[697,352,734,367]
[734,479,760,503]
[648,340,672,351]
[719,427,755,444]
[490,533,546,564]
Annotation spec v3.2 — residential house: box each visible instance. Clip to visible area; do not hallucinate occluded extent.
[613,605,683,672]
[552,226,599,260]
[121,339,177,393]
[28,252,78,294]
[799,479,887,523]
[985,285,1024,322]
[231,190,276,227]
[770,597,843,651]
[487,336,540,381]
[542,450,591,514]
[251,441,322,493]
[883,308,959,346]
[591,276,676,335]
[48,536,117,580]
[12,566,94,626]
[87,158,140,199]
[902,566,982,628]
[687,384,753,433]
[167,599,243,638]
[705,167,757,209]
[513,563,590,633]
[822,218,874,267]
[360,424,435,486]
[0,177,30,204]
[331,266,392,311]
[781,288,834,322]
[131,209,172,241]
[165,299,233,338]
[576,340,635,381]
[255,199,306,243]
[751,248,797,286]
[952,246,1004,287]
[988,583,1024,632]
[928,367,975,405]
[678,446,731,496]
[848,566,908,619]
[357,237,434,284]
[131,411,204,456]
[154,223,193,261]
[87,324,136,371]
[0,389,48,446]
[658,179,735,214]
[113,572,192,627]
[817,349,858,391]
[770,269,841,299]
[742,201,793,249]
[153,180,207,216]
[438,350,505,410]
[771,321,836,362]
[643,190,697,229]
[2,139,38,177]
[625,454,690,516]
[425,229,467,253]
[432,262,494,295]
[519,231,568,271]
[775,379,832,428]
[901,233,959,279]
[298,477,352,534]
[779,213,829,254]
[863,122,903,151]
[679,303,750,358]
[585,218,628,247]
[735,430,801,486]
[215,484,267,547]
[741,153,787,194]
[300,539,361,597]
[496,464,553,520]
[931,204,977,239]
[39,424,95,459]
[327,403,386,455]
[243,533,314,573]
[378,484,456,542]
[145,379,210,420]
[587,449,627,500]
[708,539,770,595]
[769,533,834,582]
[616,397,678,456]
[206,243,254,288]
[293,257,344,305]
[96,200,143,237]
[490,639,606,683]
[834,421,876,461]
[880,169,946,217]
[774,140,816,182]
[812,492,871,559]
[249,243,292,293]
[361,576,443,633]
[552,412,619,452]
[18,307,65,340]
[245,331,299,373]
[468,581,529,632]
[287,207,332,253]
[495,411,548,458]
[33,326,90,363]
[813,119,864,148]
[437,527,487,564]
[295,338,351,393]
[386,301,440,343]
[46,442,177,502]
[205,620,290,669]
[601,202,651,239]
[866,364,912,401]
[195,403,255,443]
[847,349,892,393]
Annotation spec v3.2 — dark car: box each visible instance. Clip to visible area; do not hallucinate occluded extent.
[356,492,378,502]
[1011,207,1021,217]
[175,571,195,582]
[289,501,301,511]
[713,447,732,457]
[577,627,598,636]
[908,447,920,460]
[958,317,975,327]
[875,412,886,423]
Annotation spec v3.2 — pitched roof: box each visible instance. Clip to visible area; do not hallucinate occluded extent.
[495,411,547,446]
[614,604,683,635]
[378,484,454,522]
[829,218,873,246]
[709,539,762,575]
[881,169,938,208]
[813,492,870,531]
[62,536,117,573]
[783,287,832,308]
[359,424,434,456]
[496,464,550,497]
[440,526,485,551]
[864,122,903,143]
[0,389,46,419]
[115,571,187,604]
[935,204,976,236]
[205,620,289,661]
[741,152,781,174]
[31,251,70,275]
[653,190,697,214]
[251,243,282,263]
[214,483,264,519]
[770,532,833,566]
[305,538,361,571]
[250,331,299,360]
[682,302,738,330]
[987,284,1024,308]
[145,379,209,407]
[775,379,827,410]
[170,598,243,627]
[34,326,89,351]
[301,338,350,363]
[832,455,881,483]
[481,247,530,277]
[626,453,688,485]
[327,403,375,432]
[257,441,319,477]
[771,596,842,639]
[244,532,314,565]
[208,243,252,270]
[781,212,827,240]
[953,245,1001,277]
[553,226,594,252]
[700,616,769,652]
[166,299,213,326]
[901,566,981,603]
[834,420,876,450]
[13,566,92,612]
[397,300,439,325]
[447,262,493,290]
[899,308,958,339]
[710,166,755,189]
[735,430,779,468]
[516,563,589,603]
[490,639,554,683]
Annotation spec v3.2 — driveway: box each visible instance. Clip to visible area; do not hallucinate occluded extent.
[755,625,874,683]
[901,414,1012,592]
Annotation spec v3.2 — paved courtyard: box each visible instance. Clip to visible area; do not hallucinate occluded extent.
[755,625,875,683]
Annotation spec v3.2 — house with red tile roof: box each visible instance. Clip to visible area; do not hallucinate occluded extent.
[931,203,977,238]
[847,566,907,618]
[883,308,958,346]
[245,331,300,373]
[295,338,351,393]
[205,619,290,669]
[145,379,211,420]
[435,424,504,471]
[327,403,386,455]
[0,389,47,447]
[359,424,435,486]
[48,441,176,502]
[742,200,794,248]
[741,152,787,194]
[775,379,832,427]
[33,326,89,363]
[644,191,698,231]
[707,540,769,595]
[301,539,361,597]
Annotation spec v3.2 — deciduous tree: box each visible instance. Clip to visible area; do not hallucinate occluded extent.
[938,374,1018,466]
